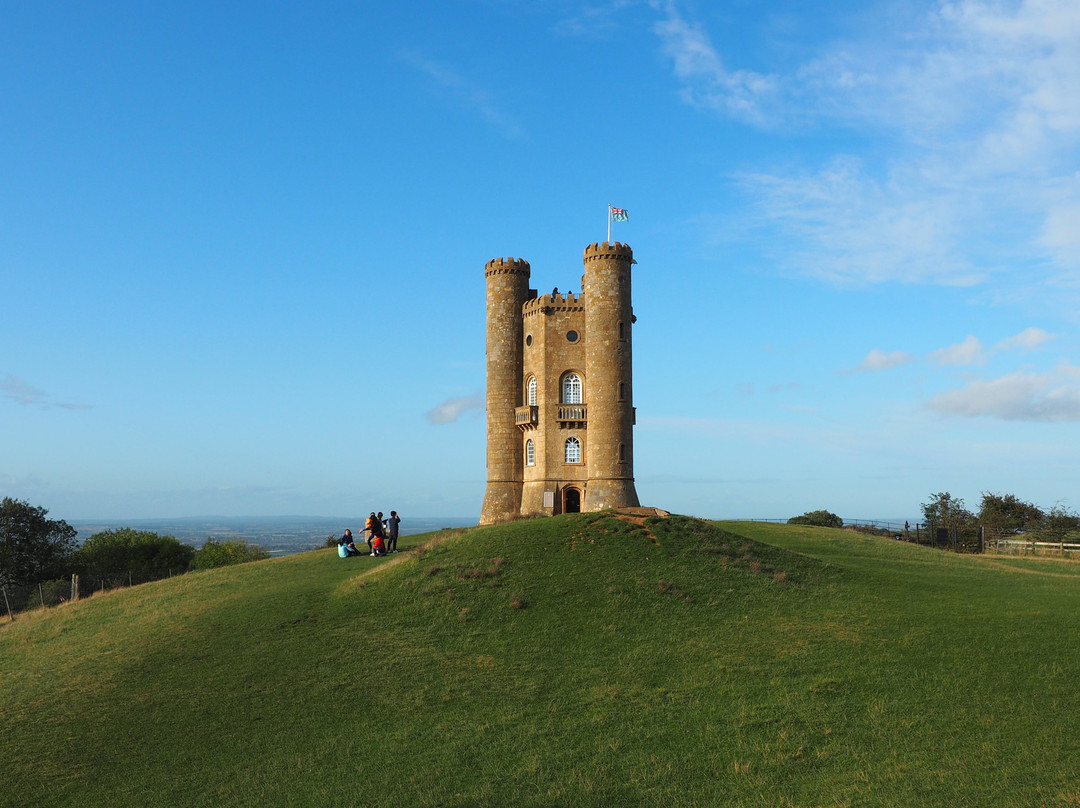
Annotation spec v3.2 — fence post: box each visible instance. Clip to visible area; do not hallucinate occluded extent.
[38,583,46,609]
[3,586,13,622]
[71,574,79,601]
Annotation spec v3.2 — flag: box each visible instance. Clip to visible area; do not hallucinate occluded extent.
[610,206,629,222]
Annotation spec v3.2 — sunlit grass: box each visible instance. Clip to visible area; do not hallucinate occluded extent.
[3,515,1080,806]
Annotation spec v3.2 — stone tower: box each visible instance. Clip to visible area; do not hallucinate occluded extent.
[480,242,640,526]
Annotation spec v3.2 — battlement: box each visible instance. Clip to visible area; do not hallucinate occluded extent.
[485,256,531,277]
[522,291,584,316]
[583,241,633,263]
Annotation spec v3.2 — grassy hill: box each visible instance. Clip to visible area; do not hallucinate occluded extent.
[4,513,1080,807]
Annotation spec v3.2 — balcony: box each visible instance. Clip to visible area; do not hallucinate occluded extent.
[515,405,538,429]
[556,404,587,424]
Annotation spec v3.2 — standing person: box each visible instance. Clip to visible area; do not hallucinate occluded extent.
[386,511,401,553]
[364,513,377,552]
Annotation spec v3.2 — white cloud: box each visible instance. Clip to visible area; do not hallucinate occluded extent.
[995,327,1053,351]
[924,328,1052,367]
[426,393,484,425]
[929,335,986,366]
[853,349,914,373]
[927,362,1080,421]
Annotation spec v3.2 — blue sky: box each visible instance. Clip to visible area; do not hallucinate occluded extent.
[3,0,1079,521]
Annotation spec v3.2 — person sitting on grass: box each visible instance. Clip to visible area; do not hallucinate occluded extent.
[338,529,362,557]
[370,534,387,556]
[338,541,362,558]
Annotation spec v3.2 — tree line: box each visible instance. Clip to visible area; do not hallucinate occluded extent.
[788,492,1080,539]
[919,491,1080,539]
[1,497,270,614]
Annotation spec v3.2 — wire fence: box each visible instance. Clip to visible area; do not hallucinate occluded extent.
[2,568,185,621]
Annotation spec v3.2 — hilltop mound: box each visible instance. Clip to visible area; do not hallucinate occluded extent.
[5,513,1080,806]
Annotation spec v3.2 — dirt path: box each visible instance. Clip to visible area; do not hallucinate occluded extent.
[977,557,1080,579]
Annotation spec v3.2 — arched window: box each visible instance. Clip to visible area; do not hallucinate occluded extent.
[565,437,581,463]
[525,439,535,466]
[562,373,582,404]
[527,377,537,406]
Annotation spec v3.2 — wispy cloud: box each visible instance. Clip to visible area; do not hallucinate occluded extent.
[553,0,636,37]
[1,374,48,406]
[928,362,1080,421]
[657,0,1080,297]
[427,393,484,425]
[401,51,522,138]
[1,373,92,410]
[653,1,779,126]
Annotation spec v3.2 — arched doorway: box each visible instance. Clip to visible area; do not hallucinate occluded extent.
[564,487,581,514]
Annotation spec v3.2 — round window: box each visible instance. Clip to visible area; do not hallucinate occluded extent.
[525,334,532,346]
[566,330,579,343]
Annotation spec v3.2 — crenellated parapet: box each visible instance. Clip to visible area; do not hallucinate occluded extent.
[582,241,633,264]
[485,257,531,277]
[523,291,584,317]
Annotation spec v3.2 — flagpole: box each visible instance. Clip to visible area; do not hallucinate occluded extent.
[607,205,611,243]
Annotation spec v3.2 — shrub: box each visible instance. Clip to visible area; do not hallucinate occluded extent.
[192,538,270,570]
[787,510,843,528]
[72,529,194,578]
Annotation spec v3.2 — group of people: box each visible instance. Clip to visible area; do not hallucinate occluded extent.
[337,511,400,558]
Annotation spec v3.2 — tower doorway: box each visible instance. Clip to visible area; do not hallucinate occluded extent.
[564,487,581,513]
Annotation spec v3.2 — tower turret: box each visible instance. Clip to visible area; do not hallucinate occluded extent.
[582,241,639,510]
[480,256,532,525]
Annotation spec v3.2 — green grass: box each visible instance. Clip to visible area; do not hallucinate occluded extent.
[4,514,1080,807]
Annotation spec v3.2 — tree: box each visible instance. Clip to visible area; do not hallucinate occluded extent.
[1042,504,1080,542]
[978,492,1044,534]
[0,498,77,585]
[192,538,270,570]
[71,528,195,579]
[787,510,843,528]
[921,492,974,529]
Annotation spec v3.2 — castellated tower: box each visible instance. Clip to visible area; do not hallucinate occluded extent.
[480,242,639,526]
[581,241,640,511]
[481,256,532,525]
